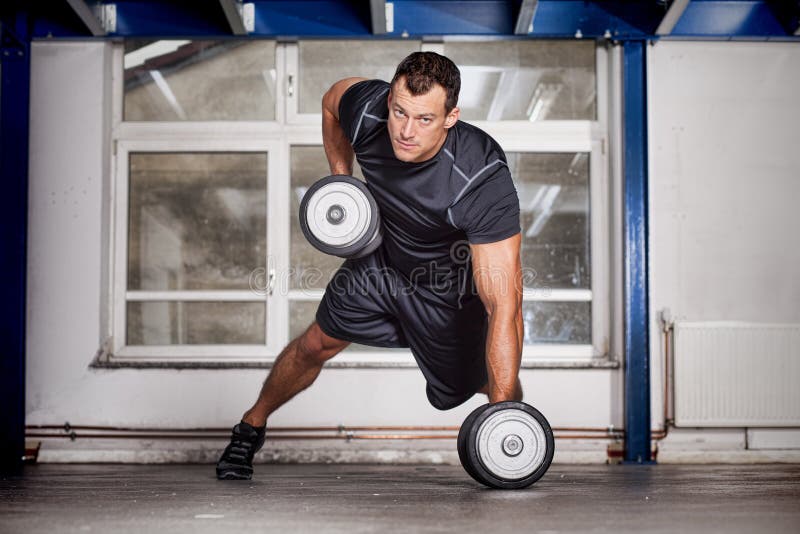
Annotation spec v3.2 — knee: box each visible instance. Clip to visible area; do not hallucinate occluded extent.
[295,323,347,365]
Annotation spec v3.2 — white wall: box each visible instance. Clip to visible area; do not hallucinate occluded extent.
[26,41,619,461]
[647,41,800,452]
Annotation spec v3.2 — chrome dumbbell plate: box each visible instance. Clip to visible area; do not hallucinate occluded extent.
[459,401,554,490]
[299,175,382,259]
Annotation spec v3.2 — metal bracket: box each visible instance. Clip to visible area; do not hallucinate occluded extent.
[219,1,254,34]
[655,0,689,36]
[514,0,538,35]
[92,3,117,34]
[242,3,255,33]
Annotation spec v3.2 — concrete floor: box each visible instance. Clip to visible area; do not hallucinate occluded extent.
[1,464,799,533]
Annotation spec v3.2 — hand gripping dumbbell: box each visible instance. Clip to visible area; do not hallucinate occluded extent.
[458,401,555,489]
[299,175,383,259]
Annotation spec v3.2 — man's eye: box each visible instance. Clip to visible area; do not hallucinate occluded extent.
[420,118,431,125]
[394,109,404,117]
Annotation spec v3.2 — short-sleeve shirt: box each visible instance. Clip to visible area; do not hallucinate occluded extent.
[339,79,520,308]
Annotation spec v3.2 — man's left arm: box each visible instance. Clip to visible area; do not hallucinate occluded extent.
[470,232,523,403]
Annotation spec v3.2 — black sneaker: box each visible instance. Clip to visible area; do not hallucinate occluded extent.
[216,421,266,480]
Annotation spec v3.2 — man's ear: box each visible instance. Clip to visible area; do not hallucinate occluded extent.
[444,106,460,129]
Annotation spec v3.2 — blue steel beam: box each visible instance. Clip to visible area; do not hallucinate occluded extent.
[672,0,787,37]
[391,0,515,35]
[0,10,31,476]
[253,1,370,36]
[531,0,663,37]
[622,40,653,464]
[20,1,800,39]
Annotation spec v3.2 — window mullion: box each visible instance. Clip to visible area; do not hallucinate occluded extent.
[267,138,291,356]
[590,139,610,358]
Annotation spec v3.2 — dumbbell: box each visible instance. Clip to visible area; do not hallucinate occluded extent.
[299,175,383,259]
[458,401,554,489]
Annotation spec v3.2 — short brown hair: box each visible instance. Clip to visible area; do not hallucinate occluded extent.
[391,52,460,113]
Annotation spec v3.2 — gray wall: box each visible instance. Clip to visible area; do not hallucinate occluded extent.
[647,41,800,452]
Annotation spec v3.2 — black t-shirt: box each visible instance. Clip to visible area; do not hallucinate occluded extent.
[339,79,520,305]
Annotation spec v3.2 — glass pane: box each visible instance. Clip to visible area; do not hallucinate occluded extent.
[298,40,421,114]
[128,152,267,291]
[442,41,596,121]
[289,300,404,352]
[508,153,590,290]
[290,146,364,291]
[522,301,591,345]
[124,40,276,121]
[127,301,265,345]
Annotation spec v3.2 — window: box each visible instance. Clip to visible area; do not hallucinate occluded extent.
[441,40,596,121]
[125,152,267,347]
[123,40,277,121]
[109,39,610,365]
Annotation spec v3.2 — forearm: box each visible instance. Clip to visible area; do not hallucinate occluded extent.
[322,105,355,175]
[484,306,523,403]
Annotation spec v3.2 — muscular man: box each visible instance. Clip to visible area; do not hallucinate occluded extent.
[217,52,523,480]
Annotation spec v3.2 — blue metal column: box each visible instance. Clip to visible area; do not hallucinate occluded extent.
[0,11,31,475]
[622,40,653,463]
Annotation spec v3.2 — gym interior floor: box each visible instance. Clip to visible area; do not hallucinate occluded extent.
[1,464,799,533]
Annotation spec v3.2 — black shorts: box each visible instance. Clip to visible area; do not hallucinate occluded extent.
[315,248,489,410]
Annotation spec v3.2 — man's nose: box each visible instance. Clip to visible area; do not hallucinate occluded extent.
[401,118,414,139]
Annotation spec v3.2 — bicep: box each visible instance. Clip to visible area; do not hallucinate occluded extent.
[470,233,522,315]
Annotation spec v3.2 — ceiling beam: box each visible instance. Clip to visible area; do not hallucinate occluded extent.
[370,0,387,34]
[218,0,247,35]
[514,0,538,35]
[64,0,105,36]
[656,0,690,35]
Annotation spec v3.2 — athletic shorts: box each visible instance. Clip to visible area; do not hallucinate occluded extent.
[315,247,489,410]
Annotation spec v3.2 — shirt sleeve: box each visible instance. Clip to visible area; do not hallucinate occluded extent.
[338,79,390,152]
[449,163,521,245]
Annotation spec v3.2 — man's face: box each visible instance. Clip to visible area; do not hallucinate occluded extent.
[387,77,459,163]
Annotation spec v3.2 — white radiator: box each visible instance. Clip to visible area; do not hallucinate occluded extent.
[673,322,800,427]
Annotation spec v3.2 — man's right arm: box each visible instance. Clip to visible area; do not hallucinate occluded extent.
[322,77,367,175]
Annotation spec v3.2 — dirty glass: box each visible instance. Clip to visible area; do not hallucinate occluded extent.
[127,152,267,291]
[127,301,265,345]
[507,152,591,291]
[522,301,591,345]
[298,40,421,113]
[442,41,596,121]
[124,40,276,120]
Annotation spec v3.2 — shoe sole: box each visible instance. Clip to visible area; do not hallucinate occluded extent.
[216,468,252,480]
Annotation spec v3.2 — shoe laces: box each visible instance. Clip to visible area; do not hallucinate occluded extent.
[229,429,258,458]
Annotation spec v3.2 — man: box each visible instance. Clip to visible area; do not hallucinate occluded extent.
[217,52,523,480]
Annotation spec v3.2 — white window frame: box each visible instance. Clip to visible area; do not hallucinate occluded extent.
[112,136,285,360]
[480,123,609,360]
[106,40,613,366]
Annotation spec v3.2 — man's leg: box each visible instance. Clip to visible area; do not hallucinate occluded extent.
[242,321,350,427]
[216,321,348,480]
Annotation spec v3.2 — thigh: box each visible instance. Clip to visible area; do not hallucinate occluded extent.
[315,254,408,349]
[396,293,489,410]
